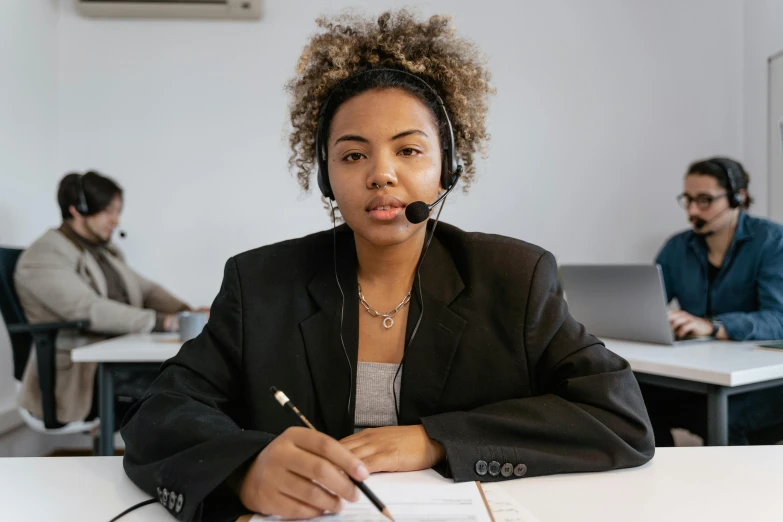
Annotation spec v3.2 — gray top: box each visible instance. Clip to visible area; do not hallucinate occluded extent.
[354,362,401,432]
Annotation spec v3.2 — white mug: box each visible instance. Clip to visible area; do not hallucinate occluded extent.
[177,311,208,342]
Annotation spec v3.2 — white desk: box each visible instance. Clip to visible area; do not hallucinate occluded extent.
[604,338,783,386]
[604,338,783,445]
[73,334,783,452]
[71,333,182,364]
[73,334,783,387]
[1,447,781,521]
[72,333,183,456]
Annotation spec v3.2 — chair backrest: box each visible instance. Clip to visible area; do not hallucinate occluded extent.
[0,247,32,380]
[0,317,19,417]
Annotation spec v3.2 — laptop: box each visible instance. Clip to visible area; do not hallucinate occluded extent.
[559,264,704,345]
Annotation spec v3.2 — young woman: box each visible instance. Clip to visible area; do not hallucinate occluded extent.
[122,10,654,522]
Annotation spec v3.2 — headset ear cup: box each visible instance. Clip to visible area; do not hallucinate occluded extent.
[315,123,334,200]
[440,148,463,191]
[709,157,744,209]
[317,164,334,200]
[441,152,452,190]
[75,176,89,215]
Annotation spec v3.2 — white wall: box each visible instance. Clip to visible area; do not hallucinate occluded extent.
[3,0,744,307]
[743,0,783,218]
[0,0,60,453]
[0,0,60,245]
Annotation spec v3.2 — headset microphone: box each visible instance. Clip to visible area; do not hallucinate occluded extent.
[405,167,462,224]
[692,206,732,235]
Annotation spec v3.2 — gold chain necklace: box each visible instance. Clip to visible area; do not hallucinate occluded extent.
[357,282,412,329]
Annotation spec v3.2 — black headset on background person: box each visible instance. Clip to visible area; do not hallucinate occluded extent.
[73,172,126,238]
[315,68,463,201]
[708,157,745,209]
[75,173,91,215]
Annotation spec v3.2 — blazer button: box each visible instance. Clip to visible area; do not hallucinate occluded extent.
[514,464,528,477]
[501,463,514,477]
[161,488,169,506]
[488,461,501,477]
[475,460,488,476]
[175,493,184,513]
[168,491,177,510]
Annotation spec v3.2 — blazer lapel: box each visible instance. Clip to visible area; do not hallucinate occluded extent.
[299,223,468,432]
[105,254,144,308]
[398,227,466,425]
[300,226,359,438]
[80,252,108,297]
[56,226,108,297]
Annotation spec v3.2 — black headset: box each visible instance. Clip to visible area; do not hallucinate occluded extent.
[75,174,90,215]
[314,68,463,201]
[708,157,745,208]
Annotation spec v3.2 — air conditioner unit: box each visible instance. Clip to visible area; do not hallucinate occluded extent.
[76,0,262,20]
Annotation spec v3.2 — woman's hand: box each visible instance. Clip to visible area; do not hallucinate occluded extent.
[238,427,369,519]
[340,425,445,473]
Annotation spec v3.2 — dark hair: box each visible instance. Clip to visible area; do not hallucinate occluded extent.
[286,9,493,194]
[319,68,449,158]
[686,157,754,210]
[57,170,123,220]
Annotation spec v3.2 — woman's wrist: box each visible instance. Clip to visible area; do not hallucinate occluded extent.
[422,427,446,465]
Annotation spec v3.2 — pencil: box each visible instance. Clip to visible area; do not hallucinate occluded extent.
[270,386,394,521]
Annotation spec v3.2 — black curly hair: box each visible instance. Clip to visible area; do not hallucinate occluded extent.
[286,9,494,197]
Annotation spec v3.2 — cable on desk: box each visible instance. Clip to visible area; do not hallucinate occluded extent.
[108,498,157,522]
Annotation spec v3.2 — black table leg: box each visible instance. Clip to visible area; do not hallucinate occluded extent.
[98,363,115,456]
[706,384,729,446]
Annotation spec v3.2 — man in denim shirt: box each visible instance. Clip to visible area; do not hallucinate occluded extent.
[642,157,783,445]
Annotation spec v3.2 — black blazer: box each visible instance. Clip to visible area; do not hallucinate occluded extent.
[122,222,654,522]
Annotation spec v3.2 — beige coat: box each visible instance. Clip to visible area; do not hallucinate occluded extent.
[14,229,188,423]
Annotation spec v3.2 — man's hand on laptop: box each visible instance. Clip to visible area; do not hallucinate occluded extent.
[668,311,727,340]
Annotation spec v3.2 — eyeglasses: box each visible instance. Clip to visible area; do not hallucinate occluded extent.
[676,193,728,210]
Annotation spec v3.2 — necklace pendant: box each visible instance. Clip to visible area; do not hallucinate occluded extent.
[383,317,394,329]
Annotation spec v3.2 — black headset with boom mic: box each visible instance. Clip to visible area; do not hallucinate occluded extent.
[314,68,463,223]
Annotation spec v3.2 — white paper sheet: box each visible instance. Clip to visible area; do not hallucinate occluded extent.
[250,471,493,522]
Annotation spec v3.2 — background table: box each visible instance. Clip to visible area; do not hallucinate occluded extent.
[604,338,783,445]
[73,334,783,452]
[71,333,182,455]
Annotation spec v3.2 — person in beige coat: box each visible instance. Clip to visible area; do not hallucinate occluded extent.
[15,171,198,425]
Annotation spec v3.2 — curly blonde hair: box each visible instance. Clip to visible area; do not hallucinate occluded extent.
[286,9,494,194]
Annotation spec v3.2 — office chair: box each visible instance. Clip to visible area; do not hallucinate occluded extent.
[0,246,97,434]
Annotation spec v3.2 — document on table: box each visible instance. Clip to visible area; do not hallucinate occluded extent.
[250,471,493,521]
[481,483,542,522]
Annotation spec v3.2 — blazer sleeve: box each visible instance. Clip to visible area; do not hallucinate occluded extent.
[121,258,271,522]
[421,251,655,482]
[14,243,156,334]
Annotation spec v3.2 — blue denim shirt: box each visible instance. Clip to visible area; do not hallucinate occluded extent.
[656,213,783,341]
